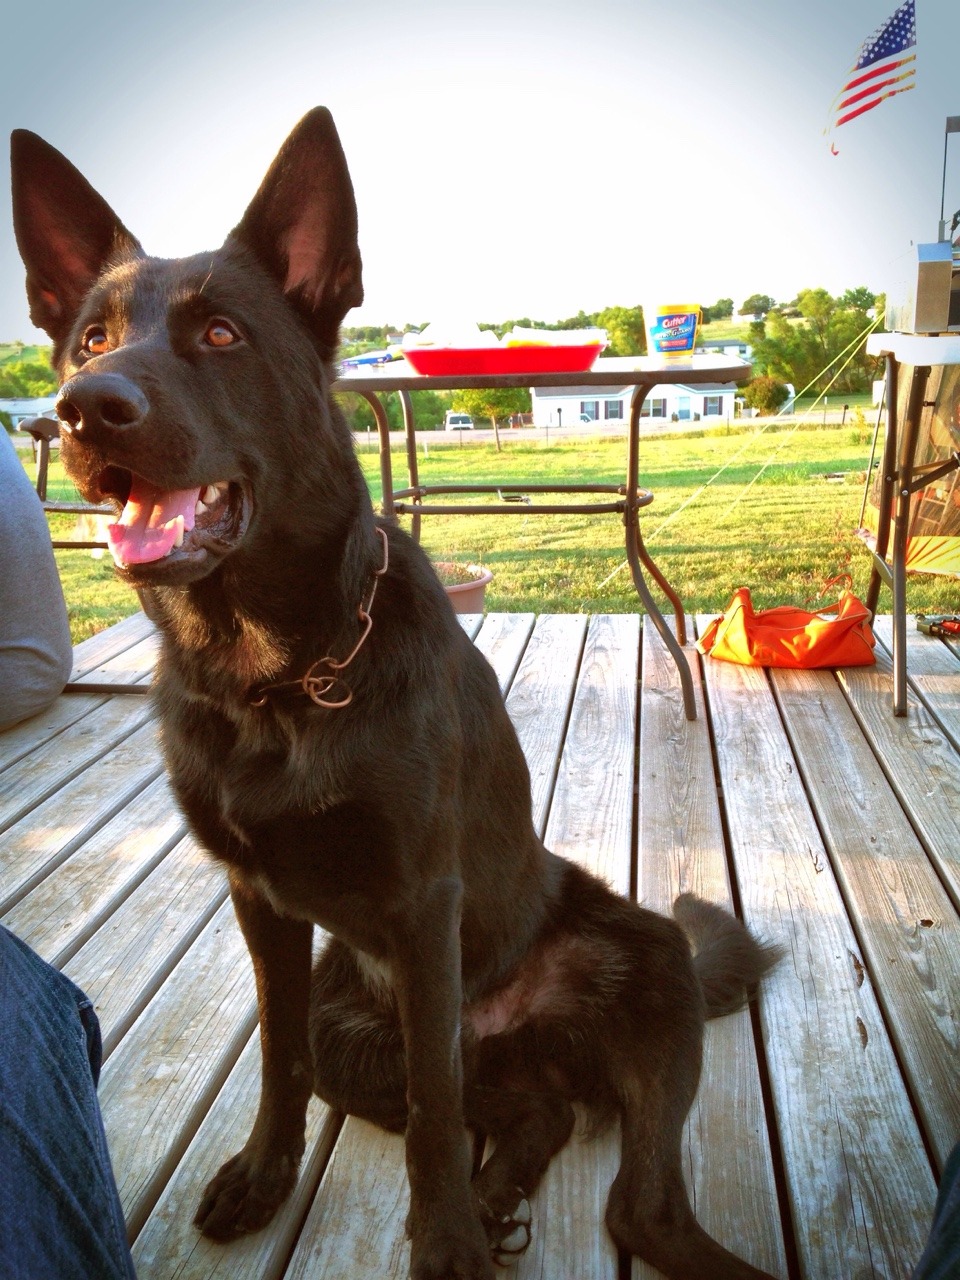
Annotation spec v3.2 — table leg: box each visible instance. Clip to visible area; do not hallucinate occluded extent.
[865,355,898,619]
[890,365,930,716]
[626,384,696,721]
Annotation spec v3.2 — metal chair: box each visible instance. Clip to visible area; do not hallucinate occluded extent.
[19,415,112,549]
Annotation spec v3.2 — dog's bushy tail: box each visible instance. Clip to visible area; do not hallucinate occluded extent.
[673,893,782,1019]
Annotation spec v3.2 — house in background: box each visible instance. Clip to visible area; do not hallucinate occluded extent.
[531,380,738,427]
[0,395,57,428]
[697,335,752,361]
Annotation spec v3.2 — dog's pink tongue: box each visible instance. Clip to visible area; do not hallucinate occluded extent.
[107,478,200,566]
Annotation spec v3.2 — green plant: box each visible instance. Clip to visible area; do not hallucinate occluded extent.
[432,561,485,586]
[743,375,789,415]
[849,406,873,446]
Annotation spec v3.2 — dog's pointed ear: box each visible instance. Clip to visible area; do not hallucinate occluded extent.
[231,108,363,350]
[10,130,142,342]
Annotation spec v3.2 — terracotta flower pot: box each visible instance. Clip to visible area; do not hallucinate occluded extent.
[433,563,493,614]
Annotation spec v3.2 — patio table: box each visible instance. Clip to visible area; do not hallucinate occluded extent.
[333,353,750,719]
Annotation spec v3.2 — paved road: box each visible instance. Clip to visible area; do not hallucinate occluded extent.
[353,405,873,449]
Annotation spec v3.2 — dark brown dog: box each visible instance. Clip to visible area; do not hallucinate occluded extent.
[11,110,780,1280]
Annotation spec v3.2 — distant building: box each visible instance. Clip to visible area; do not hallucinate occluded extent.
[697,337,752,360]
[531,381,738,427]
[0,395,57,428]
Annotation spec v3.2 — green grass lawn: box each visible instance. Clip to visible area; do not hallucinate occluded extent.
[0,343,51,364]
[29,424,960,643]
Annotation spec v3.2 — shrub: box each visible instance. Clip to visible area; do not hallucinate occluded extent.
[743,375,789,416]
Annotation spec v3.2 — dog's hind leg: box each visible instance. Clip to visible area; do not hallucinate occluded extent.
[466,1085,575,1265]
[310,943,574,1267]
[606,1063,776,1280]
[308,937,410,1131]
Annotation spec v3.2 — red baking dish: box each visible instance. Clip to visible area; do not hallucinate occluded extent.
[402,343,604,376]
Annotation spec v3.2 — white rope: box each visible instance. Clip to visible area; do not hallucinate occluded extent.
[594,313,881,593]
[716,314,881,522]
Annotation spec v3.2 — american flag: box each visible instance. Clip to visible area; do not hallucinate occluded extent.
[832,0,917,131]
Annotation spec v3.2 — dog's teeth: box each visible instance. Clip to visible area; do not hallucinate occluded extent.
[195,499,208,517]
[172,515,185,548]
[201,484,224,505]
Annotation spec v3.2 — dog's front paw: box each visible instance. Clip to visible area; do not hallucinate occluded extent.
[194,1147,298,1241]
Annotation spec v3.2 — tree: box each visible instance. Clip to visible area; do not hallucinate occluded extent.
[743,376,789,415]
[0,359,57,398]
[739,294,776,318]
[335,387,450,434]
[840,286,876,313]
[596,305,645,355]
[795,288,835,351]
[452,387,531,452]
[702,298,734,323]
[750,287,881,395]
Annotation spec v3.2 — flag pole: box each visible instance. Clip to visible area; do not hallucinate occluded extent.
[938,116,960,241]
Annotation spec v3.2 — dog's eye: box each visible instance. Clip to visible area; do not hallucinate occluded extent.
[82,326,109,356]
[203,321,239,348]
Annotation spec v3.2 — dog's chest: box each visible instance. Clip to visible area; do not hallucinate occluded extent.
[165,693,349,841]
[165,702,403,943]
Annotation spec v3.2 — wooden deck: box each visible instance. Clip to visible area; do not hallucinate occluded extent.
[2,610,958,1280]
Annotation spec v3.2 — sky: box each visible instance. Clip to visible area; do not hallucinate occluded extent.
[1,0,958,343]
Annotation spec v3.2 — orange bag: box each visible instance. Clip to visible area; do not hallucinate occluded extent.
[697,585,876,669]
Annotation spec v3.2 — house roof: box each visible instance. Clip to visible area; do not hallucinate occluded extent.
[532,385,630,398]
[0,395,57,413]
[531,383,736,398]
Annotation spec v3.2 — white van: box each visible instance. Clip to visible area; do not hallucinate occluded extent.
[444,412,474,431]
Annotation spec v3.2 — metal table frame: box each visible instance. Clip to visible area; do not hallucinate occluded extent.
[863,332,960,714]
[333,355,750,720]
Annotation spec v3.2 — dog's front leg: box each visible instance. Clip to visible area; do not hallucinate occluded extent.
[395,875,494,1280]
[195,871,313,1241]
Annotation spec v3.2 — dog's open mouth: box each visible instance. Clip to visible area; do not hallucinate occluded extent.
[97,468,250,576]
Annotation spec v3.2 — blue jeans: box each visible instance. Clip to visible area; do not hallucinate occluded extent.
[914,1140,960,1280]
[0,925,136,1280]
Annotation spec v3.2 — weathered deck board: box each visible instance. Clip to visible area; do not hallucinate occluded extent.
[1,611,955,1280]
[0,688,109,771]
[67,834,229,1057]
[98,899,257,1237]
[0,613,154,773]
[515,614,640,1280]
[0,720,163,913]
[545,613,638,893]
[131,1033,339,1280]
[470,610,536,695]
[635,626,786,1280]
[69,609,156,678]
[873,615,960,751]
[505,613,588,833]
[0,695,155,832]
[839,645,960,914]
[699,623,936,1279]
[773,665,960,1171]
[2,771,185,965]
[70,630,160,688]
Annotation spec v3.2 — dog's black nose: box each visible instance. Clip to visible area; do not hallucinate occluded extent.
[57,373,149,439]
